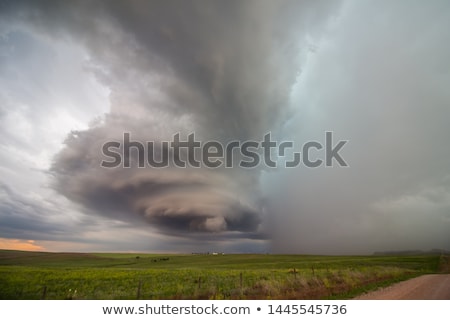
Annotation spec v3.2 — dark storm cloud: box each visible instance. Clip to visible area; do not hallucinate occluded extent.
[1,0,335,139]
[52,131,264,235]
[0,0,341,241]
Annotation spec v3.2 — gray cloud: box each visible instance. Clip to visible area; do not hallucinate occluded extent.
[0,182,86,241]
[267,0,450,254]
[0,0,338,242]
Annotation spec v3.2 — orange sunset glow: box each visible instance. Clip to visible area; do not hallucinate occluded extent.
[0,238,45,252]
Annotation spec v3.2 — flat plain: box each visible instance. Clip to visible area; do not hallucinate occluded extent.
[0,250,446,299]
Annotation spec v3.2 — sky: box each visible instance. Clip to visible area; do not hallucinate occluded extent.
[0,0,449,254]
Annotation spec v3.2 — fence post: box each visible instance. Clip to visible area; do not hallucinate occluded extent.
[137,280,142,299]
[41,286,47,300]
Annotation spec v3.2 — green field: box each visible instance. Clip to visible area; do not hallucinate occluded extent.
[0,250,445,299]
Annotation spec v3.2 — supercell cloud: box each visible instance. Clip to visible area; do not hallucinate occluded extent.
[3,0,337,241]
[0,0,449,253]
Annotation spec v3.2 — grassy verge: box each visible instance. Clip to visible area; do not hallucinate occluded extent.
[438,255,450,273]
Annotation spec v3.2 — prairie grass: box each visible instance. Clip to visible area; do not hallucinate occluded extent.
[0,250,442,299]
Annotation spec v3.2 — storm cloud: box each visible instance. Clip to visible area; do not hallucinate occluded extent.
[0,1,333,242]
[1,0,449,253]
[1,0,337,241]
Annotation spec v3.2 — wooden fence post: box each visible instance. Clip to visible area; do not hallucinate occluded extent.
[41,286,47,300]
[137,280,142,299]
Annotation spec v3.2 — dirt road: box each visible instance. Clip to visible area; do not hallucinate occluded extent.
[355,274,450,299]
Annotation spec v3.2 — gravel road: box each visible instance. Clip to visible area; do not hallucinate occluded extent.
[355,274,450,299]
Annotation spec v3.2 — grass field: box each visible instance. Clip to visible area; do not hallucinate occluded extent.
[0,250,444,299]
